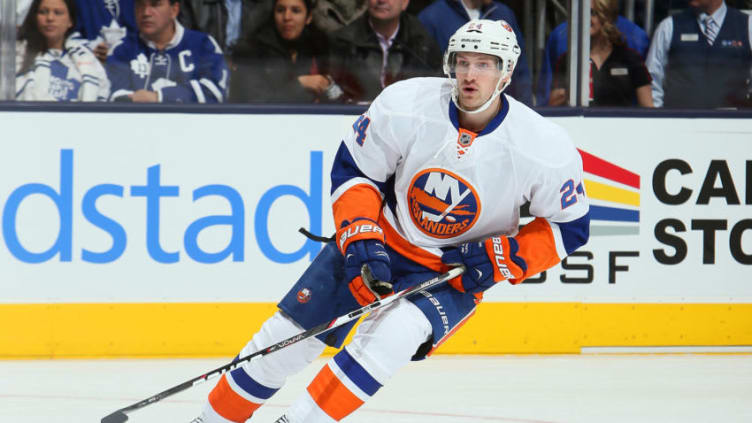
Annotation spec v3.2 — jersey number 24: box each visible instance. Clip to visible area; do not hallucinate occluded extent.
[560,179,585,209]
[352,115,371,146]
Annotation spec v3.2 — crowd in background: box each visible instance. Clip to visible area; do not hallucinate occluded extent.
[11,0,752,108]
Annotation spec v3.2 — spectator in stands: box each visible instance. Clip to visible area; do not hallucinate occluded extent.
[418,0,532,105]
[229,0,341,102]
[549,0,653,107]
[16,0,111,101]
[328,0,442,103]
[178,0,272,53]
[535,7,650,106]
[106,0,228,103]
[71,0,138,62]
[310,0,368,33]
[646,0,752,108]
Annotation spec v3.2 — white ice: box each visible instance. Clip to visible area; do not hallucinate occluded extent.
[1,354,751,423]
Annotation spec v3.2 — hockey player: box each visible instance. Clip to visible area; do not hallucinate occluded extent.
[191,19,590,423]
[106,0,228,103]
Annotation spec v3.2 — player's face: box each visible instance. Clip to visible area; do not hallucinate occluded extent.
[274,0,312,41]
[35,0,73,49]
[454,52,503,111]
[368,0,409,22]
[135,0,179,41]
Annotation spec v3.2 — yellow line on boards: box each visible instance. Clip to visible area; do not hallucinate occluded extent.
[1,302,750,358]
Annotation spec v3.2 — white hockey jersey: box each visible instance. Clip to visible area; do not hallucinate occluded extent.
[15,38,110,102]
[330,77,590,281]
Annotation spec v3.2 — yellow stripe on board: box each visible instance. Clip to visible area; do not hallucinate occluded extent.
[1,302,751,358]
[584,179,640,207]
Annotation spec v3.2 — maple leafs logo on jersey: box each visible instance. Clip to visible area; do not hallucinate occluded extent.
[130,53,150,79]
[407,168,481,239]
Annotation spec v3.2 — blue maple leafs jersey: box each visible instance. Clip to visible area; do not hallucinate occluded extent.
[71,0,137,47]
[106,22,228,103]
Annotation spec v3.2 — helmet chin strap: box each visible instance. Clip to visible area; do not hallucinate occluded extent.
[451,74,509,114]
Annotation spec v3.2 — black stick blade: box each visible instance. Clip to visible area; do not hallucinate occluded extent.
[101,411,128,423]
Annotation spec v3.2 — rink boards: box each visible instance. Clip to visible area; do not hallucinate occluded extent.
[0,110,750,357]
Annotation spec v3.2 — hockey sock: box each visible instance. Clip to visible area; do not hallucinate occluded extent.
[207,370,278,422]
[307,348,383,420]
[203,312,326,422]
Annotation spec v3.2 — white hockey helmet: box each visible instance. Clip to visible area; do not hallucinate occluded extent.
[443,19,521,114]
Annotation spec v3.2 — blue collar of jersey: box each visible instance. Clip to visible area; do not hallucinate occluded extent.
[449,94,510,135]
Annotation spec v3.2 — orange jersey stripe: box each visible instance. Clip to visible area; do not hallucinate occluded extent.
[513,217,561,284]
[307,364,364,421]
[378,215,444,272]
[332,183,383,228]
[208,374,262,422]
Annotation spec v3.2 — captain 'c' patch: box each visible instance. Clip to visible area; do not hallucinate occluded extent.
[407,168,481,239]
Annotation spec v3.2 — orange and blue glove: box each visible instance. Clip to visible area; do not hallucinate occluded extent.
[337,218,394,306]
[441,236,527,293]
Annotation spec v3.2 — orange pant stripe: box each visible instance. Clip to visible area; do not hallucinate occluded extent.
[208,374,262,422]
[307,364,364,421]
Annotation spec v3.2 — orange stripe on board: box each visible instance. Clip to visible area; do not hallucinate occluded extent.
[332,183,383,227]
[379,215,444,272]
[208,374,261,422]
[307,364,364,421]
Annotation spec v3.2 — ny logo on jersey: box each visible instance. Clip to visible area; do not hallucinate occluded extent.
[130,53,150,79]
[407,168,480,239]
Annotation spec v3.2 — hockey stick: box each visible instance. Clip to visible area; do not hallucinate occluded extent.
[101,265,464,423]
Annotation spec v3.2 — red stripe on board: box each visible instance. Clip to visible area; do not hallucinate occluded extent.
[577,149,640,189]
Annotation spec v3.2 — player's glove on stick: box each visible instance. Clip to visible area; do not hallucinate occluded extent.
[337,219,393,306]
[441,236,527,293]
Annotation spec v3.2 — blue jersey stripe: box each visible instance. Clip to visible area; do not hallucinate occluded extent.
[558,211,591,255]
[229,367,279,400]
[334,348,382,396]
[330,142,386,195]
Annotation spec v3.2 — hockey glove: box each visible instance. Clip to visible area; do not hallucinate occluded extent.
[337,219,393,306]
[441,236,527,294]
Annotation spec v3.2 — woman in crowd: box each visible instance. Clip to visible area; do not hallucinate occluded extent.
[229,0,342,103]
[16,0,110,101]
[549,0,653,107]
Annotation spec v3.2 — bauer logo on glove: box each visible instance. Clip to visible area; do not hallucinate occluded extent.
[337,219,394,306]
[441,235,527,294]
[337,220,385,254]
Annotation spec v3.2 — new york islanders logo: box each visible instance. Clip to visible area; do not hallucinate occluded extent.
[407,169,481,239]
